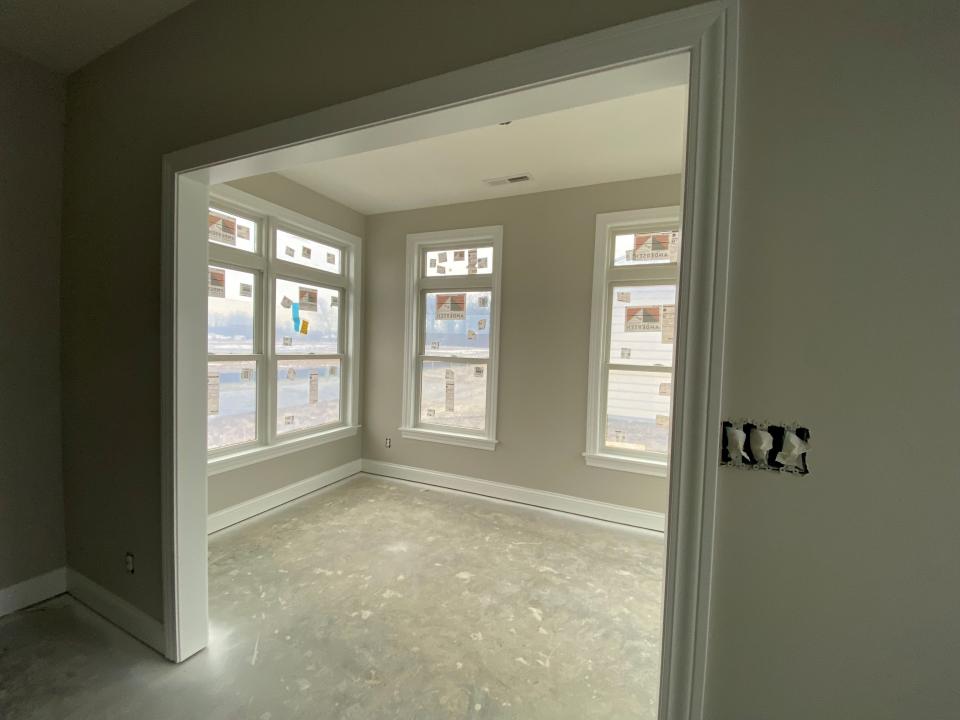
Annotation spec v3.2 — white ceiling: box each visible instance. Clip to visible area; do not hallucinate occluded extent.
[0,0,197,73]
[278,85,687,216]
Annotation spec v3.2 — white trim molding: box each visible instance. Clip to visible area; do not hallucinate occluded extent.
[208,460,361,533]
[362,459,665,532]
[66,569,165,654]
[163,6,739,717]
[584,451,669,477]
[208,425,360,475]
[398,426,498,451]
[0,567,66,617]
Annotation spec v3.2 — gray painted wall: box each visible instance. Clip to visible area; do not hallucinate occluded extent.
[363,177,680,512]
[0,47,66,590]
[58,1,959,717]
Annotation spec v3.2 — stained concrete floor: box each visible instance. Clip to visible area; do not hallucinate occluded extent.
[0,475,664,719]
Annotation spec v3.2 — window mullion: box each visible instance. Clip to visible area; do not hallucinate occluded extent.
[265,220,278,446]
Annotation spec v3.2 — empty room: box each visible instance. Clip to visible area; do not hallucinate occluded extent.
[1,2,957,720]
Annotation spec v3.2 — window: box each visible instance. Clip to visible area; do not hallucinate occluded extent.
[400,226,503,450]
[206,188,361,470]
[585,207,681,475]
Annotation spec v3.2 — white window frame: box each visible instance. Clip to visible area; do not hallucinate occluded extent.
[400,226,503,451]
[206,186,362,474]
[585,206,681,476]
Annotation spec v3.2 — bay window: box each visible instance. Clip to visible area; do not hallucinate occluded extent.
[206,189,361,471]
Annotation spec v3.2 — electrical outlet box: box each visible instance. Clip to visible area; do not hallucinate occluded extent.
[125,552,135,574]
[385,437,392,448]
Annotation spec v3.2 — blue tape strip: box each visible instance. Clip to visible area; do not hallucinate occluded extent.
[292,302,300,332]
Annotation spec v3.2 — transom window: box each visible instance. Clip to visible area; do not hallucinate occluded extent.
[206,189,361,467]
[401,226,503,451]
[585,207,681,475]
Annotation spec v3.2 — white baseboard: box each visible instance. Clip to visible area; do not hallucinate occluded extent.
[66,568,165,653]
[361,459,665,532]
[207,459,362,534]
[0,567,66,617]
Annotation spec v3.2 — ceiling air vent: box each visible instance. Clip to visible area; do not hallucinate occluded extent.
[483,173,533,187]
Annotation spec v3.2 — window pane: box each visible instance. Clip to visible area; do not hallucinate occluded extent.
[276,228,342,274]
[275,279,339,354]
[277,359,340,434]
[423,291,491,358]
[610,285,676,367]
[605,369,671,455]
[207,361,257,450]
[613,230,679,266]
[208,266,256,354]
[419,360,487,430]
[208,208,256,252]
[424,246,493,276]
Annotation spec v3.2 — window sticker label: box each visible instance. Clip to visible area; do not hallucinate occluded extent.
[285,245,296,258]
[477,318,486,330]
[473,365,484,378]
[207,372,220,414]
[330,295,339,308]
[477,295,489,308]
[429,258,437,268]
[283,336,293,346]
[624,305,662,332]
[436,293,466,320]
[326,252,336,265]
[309,371,319,404]
[426,408,436,417]
[478,257,488,269]
[659,382,672,396]
[468,249,477,266]
[467,329,476,340]
[237,225,250,241]
[627,232,672,262]
[430,341,441,350]
[616,290,631,303]
[302,246,312,259]
[292,303,300,332]
[620,347,632,360]
[298,286,318,311]
[208,268,225,298]
[208,214,236,246]
[281,295,293,309]
[240,368,253,381]
[661,304,676,343]
[436,265,446,274]
[284,414,296,425]
[438,251,448,263]
[329,365,337,377]
[445,374,455,412]
[299,319,310,335]
[286,367,297,381]
[454,250,465,262]
[239,282,253,298]
[656,414,670,427]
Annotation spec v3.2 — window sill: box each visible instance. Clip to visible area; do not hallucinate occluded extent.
[583,452,668,477]
[399,426,498,451]
[208,425,359,475]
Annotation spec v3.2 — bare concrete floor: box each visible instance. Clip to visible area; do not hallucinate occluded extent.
[0,475,664,719]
